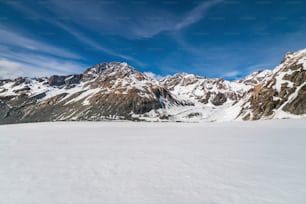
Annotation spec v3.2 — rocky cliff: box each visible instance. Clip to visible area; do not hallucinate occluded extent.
[0,49,305,124]
[238,49,306,120]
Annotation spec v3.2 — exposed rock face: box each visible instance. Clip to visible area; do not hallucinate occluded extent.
[65,75,82,88]
[48,75,66,86]
[0,62,190,124]
[48,74,83,87]
[160,73,250,106]
[0,49,305,124]
[283,84,306,114]
[211,93,227,106]
[238,49,306,120]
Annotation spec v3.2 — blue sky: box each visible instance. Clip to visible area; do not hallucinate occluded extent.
[0,0,306,80]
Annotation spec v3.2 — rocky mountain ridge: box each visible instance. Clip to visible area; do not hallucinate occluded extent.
[0,49,305,124]
[239,50,306,120]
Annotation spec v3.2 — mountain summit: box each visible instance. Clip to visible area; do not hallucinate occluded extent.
[0,49,305,124]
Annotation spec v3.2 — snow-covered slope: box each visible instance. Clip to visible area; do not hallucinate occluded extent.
[159,73,252,122]
[0,119,306,204]
[238,69,273,86]
[0,62,191,123]
[0,49,305,123]
[238,48,306,120]
[160,73,251,105]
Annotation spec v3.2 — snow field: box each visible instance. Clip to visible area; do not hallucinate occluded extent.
[0,119,306,204]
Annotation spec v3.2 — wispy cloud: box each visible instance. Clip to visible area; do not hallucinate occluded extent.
[25,0,223,39]
[143,72,163,80]
[221,70,241,79]
[0,56,85,79]
[1,0,224,75]
[130,0,223,38]
[3,1,147,67]
[0,27,81,60]
[244,63,274,73]
[0,58,25,79]
[175,0,224,30]
[50,21,147,67]
[2,0,304,80]
[0,26,86,79]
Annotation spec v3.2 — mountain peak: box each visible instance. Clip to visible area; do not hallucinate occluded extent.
[84,62,136,75]
[0,49,305,123]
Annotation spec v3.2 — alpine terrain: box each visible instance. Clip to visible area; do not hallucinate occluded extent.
[0,49,305,124]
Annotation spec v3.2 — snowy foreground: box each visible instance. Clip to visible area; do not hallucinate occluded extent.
[0,119,306,204]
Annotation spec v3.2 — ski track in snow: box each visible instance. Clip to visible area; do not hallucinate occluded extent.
[0,119,306,204]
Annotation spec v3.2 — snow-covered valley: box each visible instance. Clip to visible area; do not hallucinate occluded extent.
[1,119,306,204]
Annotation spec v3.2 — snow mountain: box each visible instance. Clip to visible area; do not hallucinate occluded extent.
[0,49,305,124]
[238,49,306,120]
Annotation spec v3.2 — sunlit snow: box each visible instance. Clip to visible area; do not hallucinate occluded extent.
[0,119,305,204]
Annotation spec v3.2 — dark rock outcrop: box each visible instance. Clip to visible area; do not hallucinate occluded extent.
[211,93,227,106]
[48,75,66,86]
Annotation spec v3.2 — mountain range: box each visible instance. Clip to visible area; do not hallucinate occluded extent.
[0,49,305,124]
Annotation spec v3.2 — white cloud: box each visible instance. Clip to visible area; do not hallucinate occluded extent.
[221,70,240,78]
[245,64,273,73]
[8,0,223,39]
[0,27,81,60]
[0,24,87,79]
[144,72,163,80]
[1,1,147,67]
[0,54,86,79]
[129,0,224,38]
[0,58,85,79]
[1,0,224,77]
[50,21,147,67]
[0,59,24,79]
[0,40,87,76]
[175,0,224,30]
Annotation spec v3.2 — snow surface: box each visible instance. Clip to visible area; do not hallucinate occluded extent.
[0,119,306,204]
